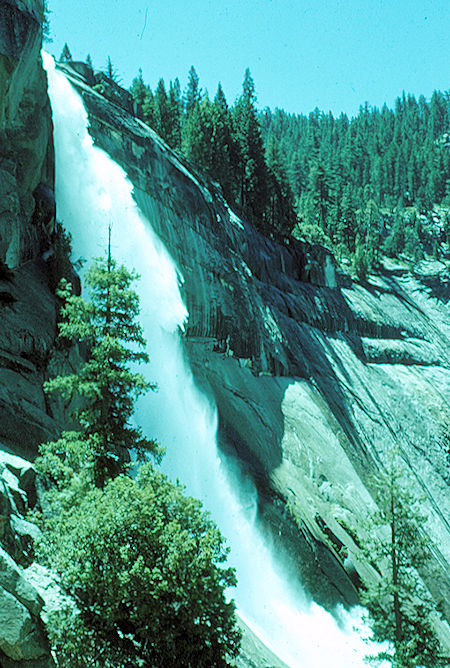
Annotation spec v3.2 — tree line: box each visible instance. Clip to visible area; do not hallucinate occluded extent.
[261,92,450,274]
[59,44,450,276]
[129,65,297,236]
[128,62,450,276]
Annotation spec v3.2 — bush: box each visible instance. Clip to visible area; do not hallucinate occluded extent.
[37,464,241,667]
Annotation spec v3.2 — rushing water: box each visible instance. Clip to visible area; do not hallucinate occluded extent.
[43,52,380,667]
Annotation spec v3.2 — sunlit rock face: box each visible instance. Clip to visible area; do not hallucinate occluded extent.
[57,62,450,621]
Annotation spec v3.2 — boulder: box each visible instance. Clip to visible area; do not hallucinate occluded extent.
[0,545,43,616]
[0,586,48,662]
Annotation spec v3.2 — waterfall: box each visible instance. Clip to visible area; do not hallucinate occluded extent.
[43,52,382,668]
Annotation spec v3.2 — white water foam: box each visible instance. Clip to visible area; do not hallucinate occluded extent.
[43,52,382,667]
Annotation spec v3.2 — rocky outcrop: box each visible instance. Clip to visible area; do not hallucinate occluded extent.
[0,450,54,667]
[58,63,450,633]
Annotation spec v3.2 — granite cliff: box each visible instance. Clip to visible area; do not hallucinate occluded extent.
[57,61,450,622]
[0,2,450,663]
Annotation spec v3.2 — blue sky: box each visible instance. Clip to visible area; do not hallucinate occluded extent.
[46,0,449,117]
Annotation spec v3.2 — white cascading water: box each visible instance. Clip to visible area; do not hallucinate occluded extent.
[43,52,382,667]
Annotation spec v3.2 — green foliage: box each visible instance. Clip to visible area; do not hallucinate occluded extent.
[260,91,450,262]
[36,250,241,665]
[184,65,201,116]
[232,69,270,228]
[361,452,444,667]
[292,221,331,247]
[129,66,297,235]
[128,65,449,254]
[36,464,241,667]
[45,253,162,486]
[352,236,369,280]
[47,221,73,291]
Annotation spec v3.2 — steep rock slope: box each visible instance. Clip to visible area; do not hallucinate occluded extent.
[0,0,70,460]
[0,3,60,664]
[58,62,450,629]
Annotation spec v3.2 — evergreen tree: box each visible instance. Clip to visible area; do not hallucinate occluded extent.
[210,84,236,198]
[142,87,156,128]
[265,134,297,233]
[105,56,120,83]
[361,452,445,667]
[232,68,269,228]
[59,43,72,62]
[44,245,162,487]
[182,97,214,169]
[167,78,182,149]
[130,68,148,109]
[185,65,201,115]
[153,78,171,142]
[86,53,93,69]
[352,234,369,280]
[383,210,406,257]
[336,185,357,253]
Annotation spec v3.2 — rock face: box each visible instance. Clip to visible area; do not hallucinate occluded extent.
[0,7,62,663]
[59,60,450,635]
[0,0,54,266]
[0,1,75,461]
[0,450,54,667]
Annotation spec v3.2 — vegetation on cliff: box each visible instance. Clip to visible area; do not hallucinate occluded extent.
[43,251,162,487]
[125,62,449,276]
[34,252,241,666]
[361,452,446,667]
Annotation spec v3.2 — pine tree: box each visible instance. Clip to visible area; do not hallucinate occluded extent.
[86,53,93,69]
[167,78,182,149]
[44,242,162,487]
[153,78,174,146]
[130,68,148,109]
[265,134,297,233]
[184,65,201,116]
[361,452,445,667]
[59,43,72,62]
[182,96,214,170]
[208,85,238,197]
[105,56,120,83]
[232,68,269,228]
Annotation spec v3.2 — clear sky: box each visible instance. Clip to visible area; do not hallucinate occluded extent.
[46,0,449,118]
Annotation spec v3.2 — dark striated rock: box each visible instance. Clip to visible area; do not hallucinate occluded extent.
[0,0,54,267]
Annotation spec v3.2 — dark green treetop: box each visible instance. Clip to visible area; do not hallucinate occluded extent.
[185,65,201,116]
[59,42,72,61]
